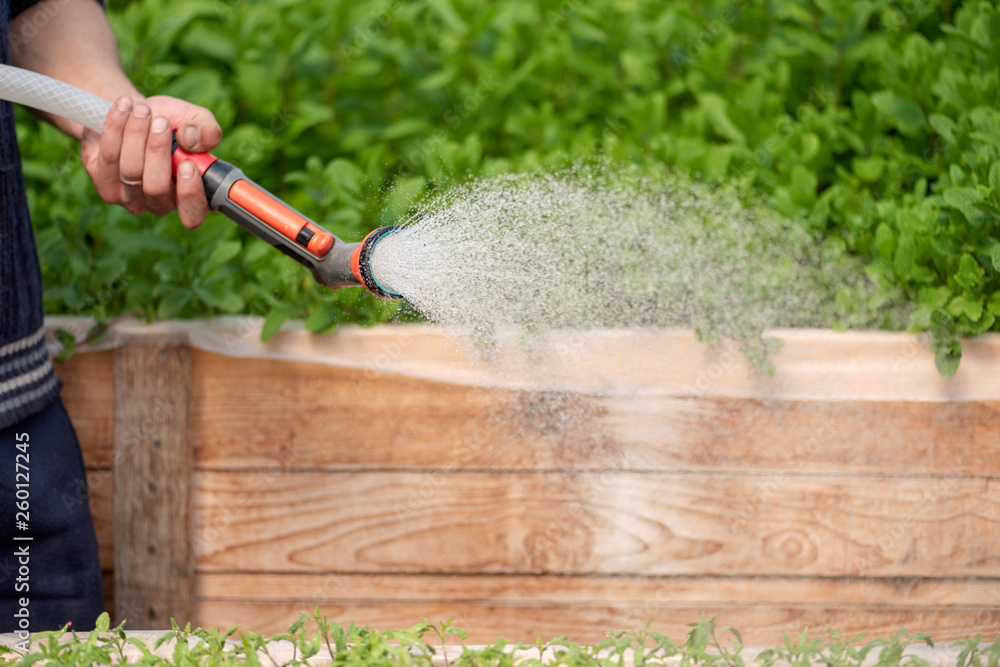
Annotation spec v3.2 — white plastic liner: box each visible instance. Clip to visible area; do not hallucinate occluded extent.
[44,316,1000,401]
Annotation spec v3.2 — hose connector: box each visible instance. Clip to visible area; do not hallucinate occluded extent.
[350,226,404,299]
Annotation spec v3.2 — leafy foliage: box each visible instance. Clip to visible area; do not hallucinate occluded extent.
[19,0,1000,372]
[0,612,997,667]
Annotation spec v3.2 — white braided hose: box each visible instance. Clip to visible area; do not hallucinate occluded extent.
[0,63,111,132]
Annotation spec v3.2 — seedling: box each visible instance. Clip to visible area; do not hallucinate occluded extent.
[0,612,996,667]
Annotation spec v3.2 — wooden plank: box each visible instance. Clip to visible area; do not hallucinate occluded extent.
[197,573,1000,607]
[190,351,1000,476]
[114,344,194,629]
[195,601,1000,644]
[190,351,526,471]
[194,471,1000,577]
[101,569,161,628]
[55,350,114,468]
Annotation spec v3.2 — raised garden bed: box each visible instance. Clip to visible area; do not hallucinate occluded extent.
[48,317,1000,644]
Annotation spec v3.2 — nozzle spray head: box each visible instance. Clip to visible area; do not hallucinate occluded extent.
[350,226,404,299]
[194,156,403,299]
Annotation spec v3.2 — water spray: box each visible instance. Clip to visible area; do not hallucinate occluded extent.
[0,64,401,299]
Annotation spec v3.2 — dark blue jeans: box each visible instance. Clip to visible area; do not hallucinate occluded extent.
[0,396,104,632]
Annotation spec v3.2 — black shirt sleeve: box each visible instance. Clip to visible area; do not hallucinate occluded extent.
[9,0,43,19]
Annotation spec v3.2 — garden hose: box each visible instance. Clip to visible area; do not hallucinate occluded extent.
[0,64,402,299]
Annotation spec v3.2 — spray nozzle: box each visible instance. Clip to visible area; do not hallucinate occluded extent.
[350,226,404,299]
[188,152,404,299]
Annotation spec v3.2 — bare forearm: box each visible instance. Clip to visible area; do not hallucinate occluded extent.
[9,0,223,229]
[9,0,140,139]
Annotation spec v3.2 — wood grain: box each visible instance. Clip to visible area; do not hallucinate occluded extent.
[197,573,1000,607]
[193,471,1000,577]
[54,347,1000,477]
[113,345,194,629]
[188,351,1000,476]
[56,350,114,468]
[195,601,1000,644]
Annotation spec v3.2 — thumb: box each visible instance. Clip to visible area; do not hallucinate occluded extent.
[177,110,223,153]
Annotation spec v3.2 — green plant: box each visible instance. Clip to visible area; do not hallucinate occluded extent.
[411,618,468,667]
[20,0,1000,373]
[1,612,998,667]
[955,634,1000,667]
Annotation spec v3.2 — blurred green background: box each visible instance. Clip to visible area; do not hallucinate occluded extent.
[19,0,1000,373]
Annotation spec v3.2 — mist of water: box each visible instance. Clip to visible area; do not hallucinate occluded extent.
[371,165,901,359]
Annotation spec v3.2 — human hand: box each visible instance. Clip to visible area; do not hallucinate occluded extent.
[80,95,223,229]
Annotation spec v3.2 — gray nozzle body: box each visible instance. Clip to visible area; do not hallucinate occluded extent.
[310,239,361,288]
[201,159,363,290]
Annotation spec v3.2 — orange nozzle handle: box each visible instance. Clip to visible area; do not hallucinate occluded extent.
[227,180,334,258]
[170,136,336,263]
[171,145,218,176]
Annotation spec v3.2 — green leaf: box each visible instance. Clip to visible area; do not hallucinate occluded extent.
[125,638,152,657]
[194,285,244,312]
[870,91,925,134]
[261,307,293,342]
[931,335,962,377]
[158,288,194,319]
[928,113,956,145]
[875,223,896,260]
[382,119,432,141]
[799,132,820,162]
[992,245,1000,273]
[988,293,1000,317]
[943,187,984,224]
[425,0,467,33]
[973,201,1000,221]
[960,295,984,321]
[324,158,363,194]
[853,156,885,183]
[620,49,658,88]
[894,235,916,279]
[95,612,110,634]
[201,240,242,276]
[53,328,77,364]
[789,165,817,207]
[415,68,455,91]
[215,292,245,312]
[304,304,341,333]
[936,351,960,377]
[954,253,984,289]
[698,92,746,145]
[16,654,45,667]
[972,308,995,333]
